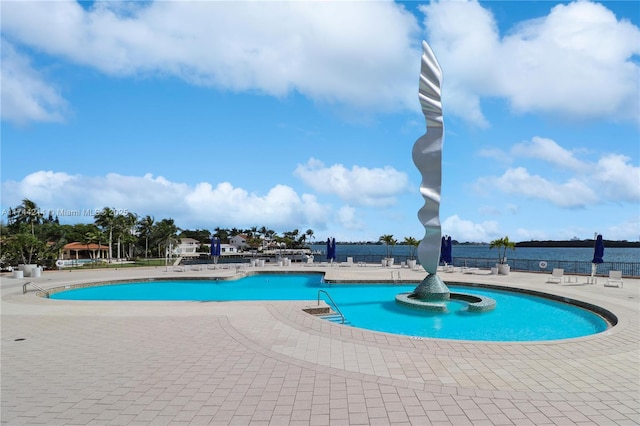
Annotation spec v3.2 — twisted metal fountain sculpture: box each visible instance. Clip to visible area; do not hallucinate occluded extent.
[396,41,495,313]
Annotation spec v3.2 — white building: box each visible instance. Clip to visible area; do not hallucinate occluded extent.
[229,235,249,250]
[173,238,201,257]
[219,244,239,254]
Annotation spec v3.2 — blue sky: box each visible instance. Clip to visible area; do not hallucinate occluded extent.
[1,0,639,243]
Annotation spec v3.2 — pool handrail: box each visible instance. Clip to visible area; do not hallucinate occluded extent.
[23,281,49,298]
[317,290,345,324]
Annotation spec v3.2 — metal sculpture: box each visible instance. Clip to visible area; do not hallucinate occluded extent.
[412,40,449,298]
[395,40,495,312]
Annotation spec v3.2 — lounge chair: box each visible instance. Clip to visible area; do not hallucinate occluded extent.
[339,257,354,267]
[546,268,564,284]
[604,271,623,288]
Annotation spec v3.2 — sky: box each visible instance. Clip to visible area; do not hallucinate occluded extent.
[1,0,639,244]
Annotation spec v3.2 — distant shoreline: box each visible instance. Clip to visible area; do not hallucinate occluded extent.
[316,240,640,248]
[514,240,640,248]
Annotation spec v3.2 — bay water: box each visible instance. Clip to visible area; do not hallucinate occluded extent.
[311,243,639,276]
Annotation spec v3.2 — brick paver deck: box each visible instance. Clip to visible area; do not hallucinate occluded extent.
[2,265,638,425]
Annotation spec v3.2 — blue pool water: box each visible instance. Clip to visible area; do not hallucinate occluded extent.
[51,274,609,341]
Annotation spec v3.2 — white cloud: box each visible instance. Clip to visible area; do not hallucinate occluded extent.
[477,167,598,207]
[4,1,637,126]
[1,171,330,231]
[294,158,410,207]
[593,154,640,202]
[1,1,420,118]
[336,205,364,231]
[477,137,639,207]
[0,40,68,124]
[511,136,586,172]
[605,216,640,241]
[442,214,499,242]
[421,0,640,125]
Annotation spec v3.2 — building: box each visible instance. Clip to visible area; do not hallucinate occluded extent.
[173,238,202,257]
[61,242,109,260]
[229,235,249,250]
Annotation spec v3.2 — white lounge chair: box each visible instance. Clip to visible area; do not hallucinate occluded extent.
[546,268,564,284]
[339,257,354,267]
[605,271,623,288]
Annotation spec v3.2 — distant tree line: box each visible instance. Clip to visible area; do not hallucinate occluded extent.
[515,240,640,248]
[0,199,316,268]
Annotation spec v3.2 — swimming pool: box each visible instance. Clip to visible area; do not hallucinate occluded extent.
[50,273,610,341]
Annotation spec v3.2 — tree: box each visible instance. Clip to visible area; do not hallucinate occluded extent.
[213,227,230,243]
[121,212,139,259]
[15,198,43,236]
[179,228,212,244]
[379,234,397,258]
[3,200,45,265]
[94,207,116,263]
[153,218,180,264]
[403,236,419,260]
[305,229,315,246]
[85,227,105,261]
[490,236,516,264]
[137,215,154,259]
[3,232,44,265]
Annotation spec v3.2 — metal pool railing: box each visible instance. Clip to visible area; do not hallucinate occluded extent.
[317,290,345,324]
[332,254,640,277]
[450,258,640,277]
[22,282,49,298]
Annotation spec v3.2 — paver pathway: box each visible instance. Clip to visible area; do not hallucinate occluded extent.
[2,266,639,425]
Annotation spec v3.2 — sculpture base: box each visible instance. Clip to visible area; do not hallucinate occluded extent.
[395,274,496,313]
[411,274,450,301]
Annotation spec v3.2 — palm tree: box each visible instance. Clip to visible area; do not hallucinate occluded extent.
[305,229,315,247]
[403,236,419,260]
[249,226,258,239]
[379,234,397,259]
[213,227,230,243]
[137,215,154,259]
[122,212,139,259]
[153,218,180,265]
[82,228,105,266]
[6,199,44,265]
[82,231,95,261]
[85,228,105,261]
[16,198,43,236]
[94,207,115,263]
[490,236,516,264]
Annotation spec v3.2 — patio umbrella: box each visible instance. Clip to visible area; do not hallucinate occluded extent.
[211,237,221,263]
[439,236,452,265]
[326,238,332,261]
[331,238,337,262]
[591,234,604,279]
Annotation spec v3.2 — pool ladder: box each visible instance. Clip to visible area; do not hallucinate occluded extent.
[23,281,49,298]
[317,290,345,324]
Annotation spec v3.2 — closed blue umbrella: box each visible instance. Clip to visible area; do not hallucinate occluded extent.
[591,234,604,280]
[331,238,337,261]
[439,236,452,265]
[211,237,221,262]
[326,238,332,261]
[592,235,604,264]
